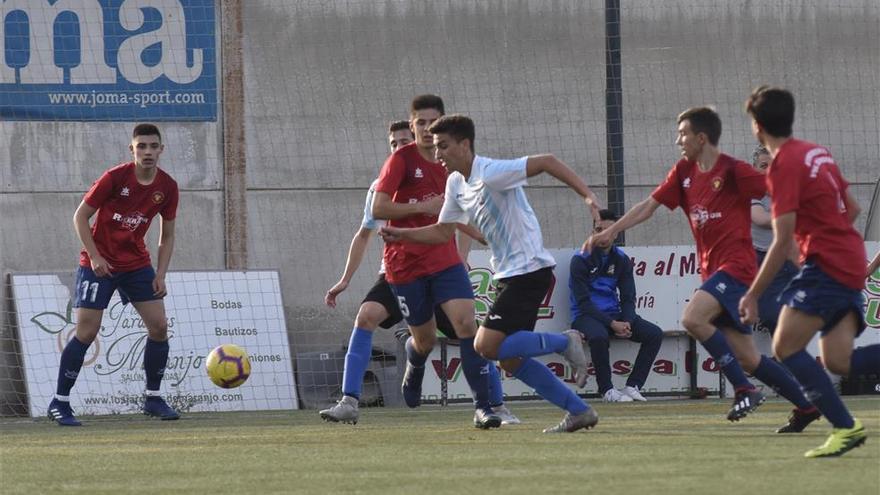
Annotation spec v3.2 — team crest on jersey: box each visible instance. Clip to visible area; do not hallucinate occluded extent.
[152,191,165,204]
[120,187,130,197]
[711,176,724,191]
[414,167,424,178]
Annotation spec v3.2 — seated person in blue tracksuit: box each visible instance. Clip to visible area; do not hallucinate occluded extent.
[569,209,664,402]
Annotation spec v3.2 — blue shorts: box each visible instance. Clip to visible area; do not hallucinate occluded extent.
[779,261,866,337]
[73,265,160,310]
[390,263,474,327]
[700,271,751,333]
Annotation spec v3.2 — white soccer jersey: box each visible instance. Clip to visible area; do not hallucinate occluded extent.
[439,155,555,279]
[361,179,386,274]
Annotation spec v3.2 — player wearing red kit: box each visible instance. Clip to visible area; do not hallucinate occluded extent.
[48,123,180,426]
[590,107,816,428]
[741,86,878,457]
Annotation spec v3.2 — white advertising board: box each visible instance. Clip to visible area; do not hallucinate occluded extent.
[421,243,880,400]
[13,271,298,418]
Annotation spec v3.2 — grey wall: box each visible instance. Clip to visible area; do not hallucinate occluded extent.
[1,0,878,412]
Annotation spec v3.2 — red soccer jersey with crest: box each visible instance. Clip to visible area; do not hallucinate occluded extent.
[652,153,766,283]
[768,138,866,290]
[79,162,179,272]
[375,143,460,284]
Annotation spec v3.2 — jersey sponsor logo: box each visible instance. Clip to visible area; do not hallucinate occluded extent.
[120,187,130,197]
[711,176,724,191]
[152,191,165,204]
[682,177,691,189]
[689,204,722,229]
[112,211,148,231]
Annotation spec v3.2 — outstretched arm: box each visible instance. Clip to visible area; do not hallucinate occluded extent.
[372,192,443,220]
[379,223,457,245]
[585,197,661,252]
[526,154,602,221]
[325,227,374,307]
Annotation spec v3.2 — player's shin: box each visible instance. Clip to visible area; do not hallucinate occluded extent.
[144,338,170,392]
[459,337,493,409]
[56,336,91,396]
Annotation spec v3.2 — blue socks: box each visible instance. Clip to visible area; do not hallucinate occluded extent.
[782,350,854,428]
[144,338,170,392]
[56,336,90,396]
[513,358,589,415]
[488,364,504,407]
[752,355,813,410]
[850,344,880,377]
[459,337,492,409]
[700,330,752,390]
[405,336,429,367]
[497,331,568,360]
[342,327,373,400]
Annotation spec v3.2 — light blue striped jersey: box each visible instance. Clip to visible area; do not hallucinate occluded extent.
[361,179,386,274]
[438,155,555,279]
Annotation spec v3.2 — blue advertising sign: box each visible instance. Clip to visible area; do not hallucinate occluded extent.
[0,0,216,121]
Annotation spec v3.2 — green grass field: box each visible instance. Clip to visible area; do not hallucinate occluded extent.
[1,397,878,495]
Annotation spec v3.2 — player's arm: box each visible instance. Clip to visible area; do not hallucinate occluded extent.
[585,196,661,252]
[73,201,113,277]
[844,190,861,224]
[325,227,373,307]
[867,251,880,279]
[379,222,457,245]
[153,217,175,297]
[371,192,443,220]
[740,212,796,324]
[751,203,772,228]
[525,154,601,219]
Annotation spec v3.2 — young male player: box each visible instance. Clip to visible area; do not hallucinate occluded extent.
[588,107,816,425]
[380,114,601,433]
[748,144,821,432]
[740,86,879,457]
[372,96,503,429]
[48,123,179,426]
[321,121,518,425]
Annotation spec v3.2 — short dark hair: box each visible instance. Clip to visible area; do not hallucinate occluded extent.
[388,120,412,134]
[410,94,445,116]
[596,209,619,223]
[427,114,475,152]
[132,123,161,142]
[677,107,721,145]
[745,85,795,138]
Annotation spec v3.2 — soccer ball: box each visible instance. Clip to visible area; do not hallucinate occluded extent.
[206,344,251,388]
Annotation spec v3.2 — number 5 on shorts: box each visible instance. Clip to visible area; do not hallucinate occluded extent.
[397,295,410,318]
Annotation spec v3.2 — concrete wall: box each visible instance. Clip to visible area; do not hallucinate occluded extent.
[1,0,878,412]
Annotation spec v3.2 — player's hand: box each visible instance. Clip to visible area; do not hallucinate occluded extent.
[585,196,602,223]
[378,226,403,243]
[611,320,632,338]
[584,229,613,253]
[419,195,444,216]
[738,292,759,325]
[90,256,114,277]
[152,275,167,298]
[325,280,349,308]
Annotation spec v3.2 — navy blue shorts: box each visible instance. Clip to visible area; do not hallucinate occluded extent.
[700,271,751,333]
[780,261,866,337]
[390,263,474,327]
[73,265,160,310]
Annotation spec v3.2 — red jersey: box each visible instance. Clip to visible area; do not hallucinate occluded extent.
[768,138,866,289]
[79,162,179,272]
[652,153,766,284]
[375,143,460,284]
